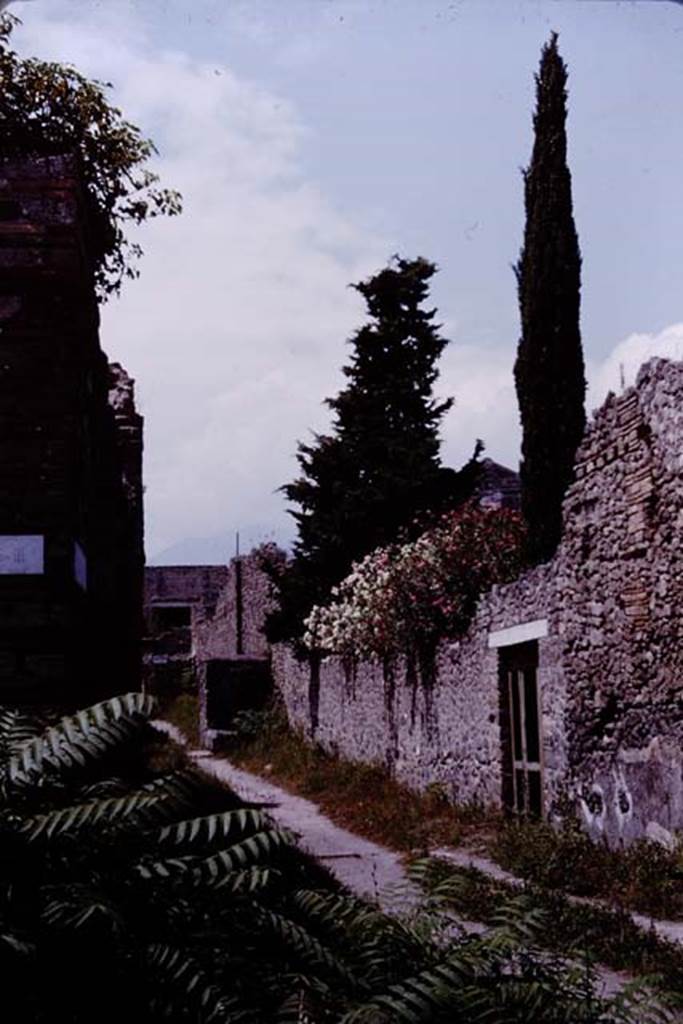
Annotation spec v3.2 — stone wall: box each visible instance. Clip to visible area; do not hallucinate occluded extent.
[274,564,556,808]
[194,548,282,745]
[144,565,228,627]
[143,565,228,696]
[193,548,280,662]
[273,359,683,846]
[0,153,144,705]
[555,359,683,845]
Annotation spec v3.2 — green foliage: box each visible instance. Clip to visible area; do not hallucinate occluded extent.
[492,819,683,919]
[0,693,310,1022]
[0,13,181,298]
[514,32,586,563]
[6,691,156,790]
[226,701,492,853]
[266,256,482,644]
[408,858,683,1017]
[0,693,675,1020]
[156,807,271,848]
[159,691,200,748]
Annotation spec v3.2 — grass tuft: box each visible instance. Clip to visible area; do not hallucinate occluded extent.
[223,704,496,853]
[492,819,683,920]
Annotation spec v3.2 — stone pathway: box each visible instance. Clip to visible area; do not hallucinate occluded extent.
[153,720,410,906]
[196,753,412,906]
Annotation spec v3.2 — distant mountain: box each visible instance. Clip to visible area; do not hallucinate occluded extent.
[148,526,292,566]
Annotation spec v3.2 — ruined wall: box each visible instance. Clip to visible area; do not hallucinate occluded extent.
[143,565,228,696]
[0,153,144,704]
[194,548,282,745]
[555,359,683,845]
[193,548,280,662]
[274,565,556,808]
[144,565,228,620]
[273,359,683,845]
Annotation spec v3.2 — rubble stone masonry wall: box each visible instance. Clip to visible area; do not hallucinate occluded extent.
[193,549,278,662]
[274,359,683,846]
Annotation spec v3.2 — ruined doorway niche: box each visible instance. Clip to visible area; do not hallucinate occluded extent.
[490,619,547,818]
[150,604,192,632]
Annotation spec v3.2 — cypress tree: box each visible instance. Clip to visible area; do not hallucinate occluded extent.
[265,256,479,643]
[514,32,586,564]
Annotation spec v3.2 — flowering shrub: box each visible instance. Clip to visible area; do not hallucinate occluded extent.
[303,502,526,657]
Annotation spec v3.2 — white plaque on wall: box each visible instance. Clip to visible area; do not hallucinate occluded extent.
[0,535,44,574]
[74,542,87,590]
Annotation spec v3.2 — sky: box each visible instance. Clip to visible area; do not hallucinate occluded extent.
[8,0,683,562]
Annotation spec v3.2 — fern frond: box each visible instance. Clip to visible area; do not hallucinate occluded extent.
[275,984,323,1024]
[41,884,124,936]
[291,889,375,935]
[191,829,295,884]
[0,930,34,958]
[342,941,495,1024]
[140,771,205,817]
[0,708,44,755]
[213,866,278,893]
[157,808,269,849]
[23,792,163,840]
[7,692,155,788]
[254,908,362,990]
[145,942,235,1023]
[135,827,294,883]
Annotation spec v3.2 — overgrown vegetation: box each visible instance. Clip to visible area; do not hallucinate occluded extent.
[0,694,327,1021]
[161,691,201,748]
[303,502,525,658]
[0,13,181,298]
[265,256,483,645]
[492,819,683,921]
[414,858,683,1013]
[226,705,493,852]
[228,707,683,931]
[1,693,667,1022]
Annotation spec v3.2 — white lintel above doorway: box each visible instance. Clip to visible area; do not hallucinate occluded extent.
[488,618,548,649]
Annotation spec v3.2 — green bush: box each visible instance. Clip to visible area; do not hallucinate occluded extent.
[1,695,673,1021]
[492,820,683,919]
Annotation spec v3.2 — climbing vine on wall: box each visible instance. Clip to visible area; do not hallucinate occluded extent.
[303,502,526,659]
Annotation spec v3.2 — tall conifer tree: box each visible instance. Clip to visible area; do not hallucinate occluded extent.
[514,33,586,563]
[265,256,479,643]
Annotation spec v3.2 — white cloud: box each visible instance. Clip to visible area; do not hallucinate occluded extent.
[438,321,683,481]
[13,5,683,562]
[438,338,520,472]
[14,4,388,559]
[587,323,683,414]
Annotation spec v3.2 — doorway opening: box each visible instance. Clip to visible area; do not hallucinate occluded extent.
[499,640,543,817]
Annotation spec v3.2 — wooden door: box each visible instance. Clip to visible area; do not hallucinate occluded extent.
[499,641,543,817]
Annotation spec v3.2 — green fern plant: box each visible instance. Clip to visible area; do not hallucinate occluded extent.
[0,693,676,1023]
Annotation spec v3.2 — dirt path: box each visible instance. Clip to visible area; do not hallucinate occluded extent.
[196,752,413,906]
[154,720,411,907]
[152,722,668,999]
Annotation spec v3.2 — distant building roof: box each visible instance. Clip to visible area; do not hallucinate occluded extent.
[474,458,521,511]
